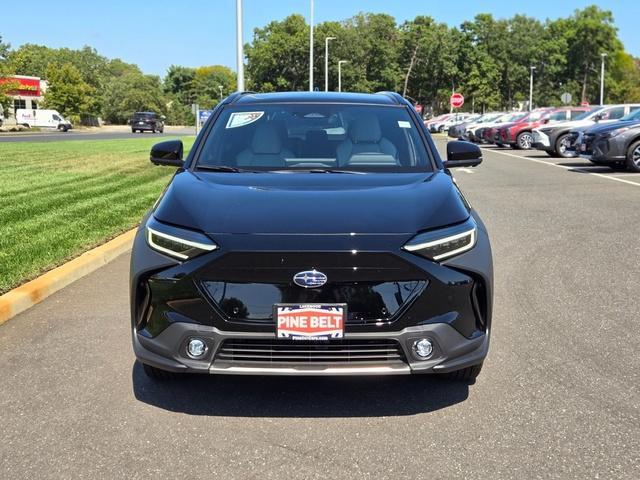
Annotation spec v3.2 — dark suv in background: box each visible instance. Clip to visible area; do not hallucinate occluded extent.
[576,108,640,172]
[130,112,165,133]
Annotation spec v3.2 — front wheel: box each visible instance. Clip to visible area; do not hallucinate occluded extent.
[516,131,534,150]
[555,133,573,158]
[440,363,483,382]
[625,140,640,172]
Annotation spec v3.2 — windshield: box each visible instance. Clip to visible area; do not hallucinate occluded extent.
[620,109,640,122]
[196,104,433,172]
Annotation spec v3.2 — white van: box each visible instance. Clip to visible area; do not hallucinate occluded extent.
[15,109,73,131]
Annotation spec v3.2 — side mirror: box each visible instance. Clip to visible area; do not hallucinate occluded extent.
[444,140,483,168]
[150,140,184,167]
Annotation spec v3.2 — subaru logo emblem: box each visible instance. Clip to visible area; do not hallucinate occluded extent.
[293,270,327,288]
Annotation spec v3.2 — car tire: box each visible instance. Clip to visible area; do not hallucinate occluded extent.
[151,128,155,134]
[142,363,179,380]
[555,133,573,158]
[516,131,533,150]
[625,140,640,172]
[545,150,557,157]
[440,363,483,382]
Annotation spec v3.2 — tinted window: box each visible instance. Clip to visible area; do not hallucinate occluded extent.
[197,104,432,172]
[548,111,568,121]
[53,114,61,121]
[605,107,625,120]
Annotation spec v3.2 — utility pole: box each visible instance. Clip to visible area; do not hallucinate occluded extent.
[218,85,223,100]
[338,60,348,92]
[324,36,336,92]
[309,0,314,91]
[236,0,244,91]
[600,53,608,105]
[529,66,536,111]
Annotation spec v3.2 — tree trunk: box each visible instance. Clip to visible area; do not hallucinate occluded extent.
[402,43,420,98]
[581,63,589,103]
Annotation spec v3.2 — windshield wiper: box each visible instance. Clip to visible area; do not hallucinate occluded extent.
[196,165,248,173]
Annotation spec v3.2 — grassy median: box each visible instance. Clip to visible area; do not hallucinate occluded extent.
[0,136,194,294]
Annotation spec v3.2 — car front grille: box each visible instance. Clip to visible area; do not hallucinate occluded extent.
[214,338,406,365]
[197,252,427,326]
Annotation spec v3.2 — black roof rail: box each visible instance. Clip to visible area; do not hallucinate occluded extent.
[223,91,258,105]
[375,91,404,104]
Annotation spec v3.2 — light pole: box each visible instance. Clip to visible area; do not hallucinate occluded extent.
[309,0,314,91]
[529,66,536,111]
[324,36,336,92]
[236,0,244,91]
[600,53,608,105]
[338,60,348,92]
[218,85,223,100]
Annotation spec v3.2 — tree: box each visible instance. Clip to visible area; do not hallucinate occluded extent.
[43,63,94,120]
[101,72,166,124]
[192,65,236,108]
[565,6,621,104]
[246,14,310,91]
[0,35,17,117]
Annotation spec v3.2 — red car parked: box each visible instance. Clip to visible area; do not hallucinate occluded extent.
[496,107,593,150]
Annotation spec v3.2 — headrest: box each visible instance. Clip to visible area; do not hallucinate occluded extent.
[251,123,282,154]
[349,115,382,143]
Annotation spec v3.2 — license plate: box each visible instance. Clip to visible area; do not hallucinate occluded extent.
[138,121,145,125]
[275,304,346,340]
[580,143,587,152]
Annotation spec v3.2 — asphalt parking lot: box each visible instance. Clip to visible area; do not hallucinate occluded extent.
[0,136,638,479]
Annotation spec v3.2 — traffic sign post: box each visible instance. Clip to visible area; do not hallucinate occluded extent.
[450,93,464,109]
[560,92,572,105]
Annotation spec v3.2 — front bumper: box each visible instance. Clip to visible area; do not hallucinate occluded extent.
[133,321,489,375]
[532,130,551,150]
[130,213,493,376]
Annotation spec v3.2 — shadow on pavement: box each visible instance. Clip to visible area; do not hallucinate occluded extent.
[131,362,469,417]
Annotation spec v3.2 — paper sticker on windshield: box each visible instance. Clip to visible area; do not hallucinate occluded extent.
[398,120,412,128]
[226,111,264,129]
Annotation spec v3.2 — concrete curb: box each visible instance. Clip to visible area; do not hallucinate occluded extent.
[0,229,137,326]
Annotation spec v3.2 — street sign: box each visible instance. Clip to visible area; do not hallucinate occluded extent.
[198,109,213,126]
[450,93,464,108]
[560,92,572,104]
[414,104,423,114]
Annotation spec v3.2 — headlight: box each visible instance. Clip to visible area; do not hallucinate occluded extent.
[607,127,629,138]
[403,217,477,261]
[145,217,217,260]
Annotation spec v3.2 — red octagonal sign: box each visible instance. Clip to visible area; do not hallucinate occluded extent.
[450,93,464,108]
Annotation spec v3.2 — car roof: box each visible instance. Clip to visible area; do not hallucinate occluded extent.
[133,111,157,115]
[228,91,403,106]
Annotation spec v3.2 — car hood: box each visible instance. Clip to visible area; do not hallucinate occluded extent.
[153,171,470,235]
[584,119,640,135]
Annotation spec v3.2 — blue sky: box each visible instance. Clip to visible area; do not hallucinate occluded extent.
[2,0,639,77]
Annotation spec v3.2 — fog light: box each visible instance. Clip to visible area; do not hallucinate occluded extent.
[187,338,207,358]
[413,338,433,358]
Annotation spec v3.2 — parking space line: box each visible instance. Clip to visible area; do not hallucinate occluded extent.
[481,147,640,188]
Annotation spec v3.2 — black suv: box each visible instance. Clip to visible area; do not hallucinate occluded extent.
[130,91,493,382]
[131,112,164,133]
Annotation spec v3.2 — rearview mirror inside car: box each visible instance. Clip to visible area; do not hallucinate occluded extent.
[150,140,184,167]
[444,140,483,168]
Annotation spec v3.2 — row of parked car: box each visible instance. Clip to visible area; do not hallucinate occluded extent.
[436,104,640,172]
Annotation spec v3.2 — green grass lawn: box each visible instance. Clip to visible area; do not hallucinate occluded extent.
[0,136,194,294]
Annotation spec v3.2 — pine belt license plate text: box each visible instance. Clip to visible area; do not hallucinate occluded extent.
[275,304,346,340]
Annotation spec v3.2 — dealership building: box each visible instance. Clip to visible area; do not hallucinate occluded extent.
[0,75,48,122]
